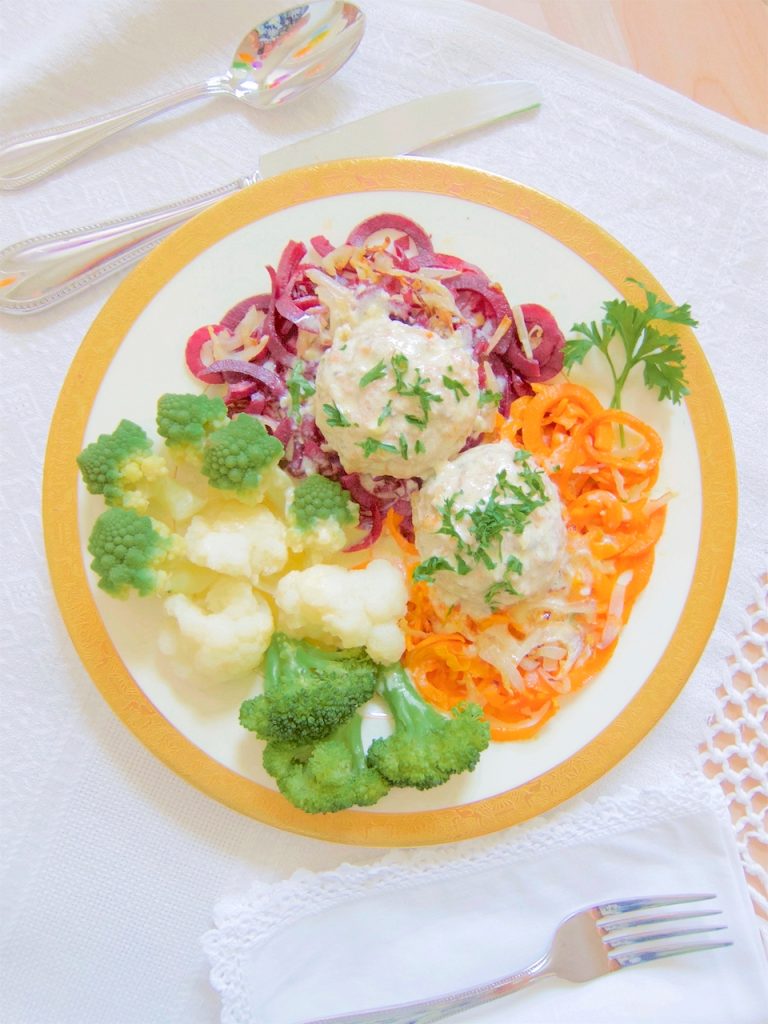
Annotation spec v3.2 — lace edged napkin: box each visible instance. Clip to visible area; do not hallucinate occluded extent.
[203,774,768,1024]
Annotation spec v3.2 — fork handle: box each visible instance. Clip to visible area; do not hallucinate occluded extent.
[302,955,553,1024]
[0,78,229,190]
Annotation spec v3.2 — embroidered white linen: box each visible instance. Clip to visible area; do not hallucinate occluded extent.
[203,780,768,1024]
[1,0,766,1022]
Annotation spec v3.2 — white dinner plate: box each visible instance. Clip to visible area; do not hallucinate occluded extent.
[43,158,736,845]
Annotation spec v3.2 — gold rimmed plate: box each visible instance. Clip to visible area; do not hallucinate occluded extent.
[43,158,736,845]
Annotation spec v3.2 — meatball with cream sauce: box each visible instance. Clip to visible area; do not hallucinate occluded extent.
[314,299,486,479]
[412,441,566,618]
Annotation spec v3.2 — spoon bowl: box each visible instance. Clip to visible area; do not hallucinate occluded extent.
[0,1,365,189]
[225,2,364,107]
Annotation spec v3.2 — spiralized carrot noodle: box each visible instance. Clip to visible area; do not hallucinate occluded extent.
[403,379,669,741]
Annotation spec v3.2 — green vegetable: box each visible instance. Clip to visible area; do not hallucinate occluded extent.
[262,713,390,814]
[564,280,696,409]
[290,475,358,531]
[357,437,398,458]
[286,360,316,416]
[359,360,387,387]
[87,507,171,597]
[239,633,378,743]
[322,402,353,428]
[76,418,203,520]
[367,664,490,790]
[442,375,470,402]
[201,413,283,499]
[156,392,228,456]
[390,353,443,428]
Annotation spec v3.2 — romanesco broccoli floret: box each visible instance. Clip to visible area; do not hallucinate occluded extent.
[367,664,490,790]
[262,713,390,814]
[290,475,358,530]
[239,632,378,743]
[201,413,284,503]
[87,506,212,598]
[77,419,205,521]
[156,392,228,459]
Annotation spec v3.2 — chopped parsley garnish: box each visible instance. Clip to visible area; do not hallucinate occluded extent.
[322,402,353,428]
[414,439,425,455]
[414,459,550,608]
[442,375,470,402]
[479,388,502,407]
[358,437,398,458]
[359,360,387,387]
[398,434,409,460]
[390,353,442,428]
[286,359,315,416]
[564,279,695,409]
[377,400,393,426]
[412,556,454,583]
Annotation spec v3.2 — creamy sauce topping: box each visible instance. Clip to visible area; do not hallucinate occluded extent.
[412,440,566,618]
[314,296,486,479]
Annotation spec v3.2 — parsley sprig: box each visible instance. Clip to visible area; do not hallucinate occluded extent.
[323,402,353,428]
[286,359,316,418]
[564,279,696,410]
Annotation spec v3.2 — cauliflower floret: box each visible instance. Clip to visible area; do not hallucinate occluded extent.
[162,578,273,681]
[274,559,408,664]
[286,518,348,563]
[183,503,288,584]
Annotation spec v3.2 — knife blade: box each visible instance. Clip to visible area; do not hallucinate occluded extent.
[259,80,541,177]
[0,81,542,314]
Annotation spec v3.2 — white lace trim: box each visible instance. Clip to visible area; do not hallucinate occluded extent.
[203,770,725,1014]
[700,572,768,919]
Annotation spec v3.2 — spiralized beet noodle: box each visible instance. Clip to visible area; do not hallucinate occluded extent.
[184,214,565,547]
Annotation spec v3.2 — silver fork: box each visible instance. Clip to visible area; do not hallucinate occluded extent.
[301,893,731,1024]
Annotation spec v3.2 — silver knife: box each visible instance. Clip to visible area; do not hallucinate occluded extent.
[0,81,541,314]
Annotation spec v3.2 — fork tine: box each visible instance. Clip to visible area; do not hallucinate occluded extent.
[598,909,722,932]
[610,940,734,968]
[603,925,728,949]
[596,893,716,918]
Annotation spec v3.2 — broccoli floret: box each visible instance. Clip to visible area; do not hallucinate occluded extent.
[290,475,358,530]
[201,413,284,503]
[239,632,377,743]
[76,419,205,521]
[156,392,228,459]
[367,664,490,790]
[262,713,389,814]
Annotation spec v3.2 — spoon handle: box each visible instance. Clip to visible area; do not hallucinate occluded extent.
[0,176,256,314]
[0,78,227,189]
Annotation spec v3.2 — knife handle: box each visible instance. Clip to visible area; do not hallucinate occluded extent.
[0,176,257,314]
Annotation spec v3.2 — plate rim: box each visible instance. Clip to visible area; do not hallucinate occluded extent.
[43,156,737,845]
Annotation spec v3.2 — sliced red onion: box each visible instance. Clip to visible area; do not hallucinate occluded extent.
[220,294,271,332]
[206,359,285,394]
[185,324,228,383]
[346,214,434,258]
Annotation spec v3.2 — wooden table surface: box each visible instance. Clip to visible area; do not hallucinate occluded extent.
[471,0,768,132]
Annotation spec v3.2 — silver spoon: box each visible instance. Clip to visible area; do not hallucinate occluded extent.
[0,1,364,190]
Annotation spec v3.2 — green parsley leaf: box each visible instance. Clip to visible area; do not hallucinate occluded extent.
[442,375,470,402]
[413,556,454,583]
[357,437,398,458]
[359,360,387,387]
[286,360,316,416]
[564,280,696,409]
[377,400,393,426]
[398,434,409,460]
[322,402,352,428]
[479,389,502,407]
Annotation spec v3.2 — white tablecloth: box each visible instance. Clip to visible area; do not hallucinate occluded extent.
[1,1,766,1022]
